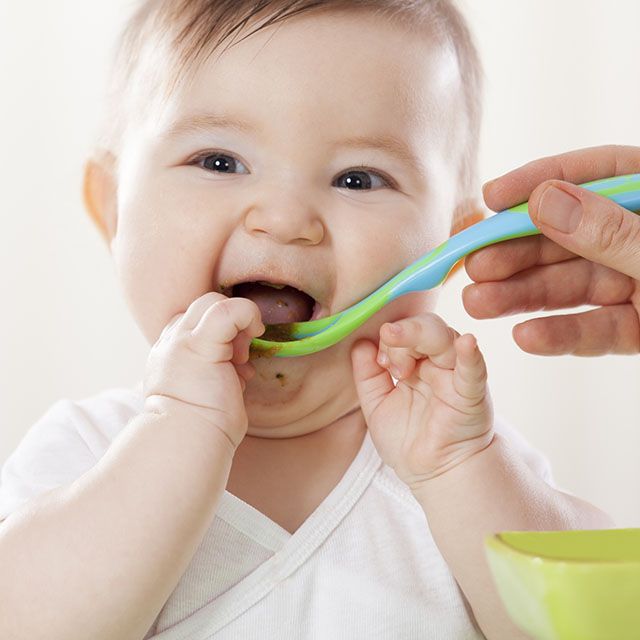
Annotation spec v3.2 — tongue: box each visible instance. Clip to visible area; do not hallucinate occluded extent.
[233,282,315,324]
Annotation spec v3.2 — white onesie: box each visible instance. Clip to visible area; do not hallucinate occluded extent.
[0,384,554,639]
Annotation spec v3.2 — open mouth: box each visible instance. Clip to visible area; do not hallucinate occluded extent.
[224,280,322,325]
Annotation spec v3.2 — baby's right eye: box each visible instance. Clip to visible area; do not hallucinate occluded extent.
[193,152,249,175]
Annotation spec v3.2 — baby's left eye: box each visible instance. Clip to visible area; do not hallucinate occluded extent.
[333,169,391,190]
[193,152,249,174]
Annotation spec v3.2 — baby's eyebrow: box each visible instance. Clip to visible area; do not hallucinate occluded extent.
[163,112,257,138]
[333,135,423,172]
[162,113,424,173]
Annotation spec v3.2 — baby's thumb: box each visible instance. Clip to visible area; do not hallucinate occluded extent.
[350,339,394,421]
[529,180,640,279]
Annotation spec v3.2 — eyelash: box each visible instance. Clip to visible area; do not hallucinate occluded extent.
[188,151,395,190]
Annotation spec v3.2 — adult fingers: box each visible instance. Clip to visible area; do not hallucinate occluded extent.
[526,180,640,280]
[483,145,640,213]
[512,305,640,356]
[464,234,575,283]
[463,258,634,319]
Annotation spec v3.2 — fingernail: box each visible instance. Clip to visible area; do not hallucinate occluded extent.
[538,185,582,233]
[391,366,401,378]
[377,352,389,367]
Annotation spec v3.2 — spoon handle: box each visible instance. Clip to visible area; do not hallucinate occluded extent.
[388,173,640,301]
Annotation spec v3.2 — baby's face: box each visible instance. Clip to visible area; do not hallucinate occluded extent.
[110,9,465,436]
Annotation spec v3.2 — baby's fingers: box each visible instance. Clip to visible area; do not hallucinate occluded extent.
[191,297,265,361]
[453,334,487,402]
[379,313,458,373]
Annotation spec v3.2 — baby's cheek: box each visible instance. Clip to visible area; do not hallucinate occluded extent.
[392,290,441,318]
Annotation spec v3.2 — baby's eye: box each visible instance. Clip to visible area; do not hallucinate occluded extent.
[194,152,249,174]
[333,169,391,191]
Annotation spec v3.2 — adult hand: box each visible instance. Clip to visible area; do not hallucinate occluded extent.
[463,145,640,356]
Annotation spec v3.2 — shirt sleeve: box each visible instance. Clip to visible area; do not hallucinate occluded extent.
[0,400,99,522]
[0,387,141,523]
[493,414,555,486]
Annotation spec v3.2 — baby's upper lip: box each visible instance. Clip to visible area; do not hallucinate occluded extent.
[218,270,331,308]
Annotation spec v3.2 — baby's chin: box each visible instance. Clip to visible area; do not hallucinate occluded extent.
[243,342,354,435]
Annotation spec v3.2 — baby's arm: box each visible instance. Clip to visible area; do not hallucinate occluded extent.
[413,434,613,639]
[351,313,614,640]
[0,293,264,640]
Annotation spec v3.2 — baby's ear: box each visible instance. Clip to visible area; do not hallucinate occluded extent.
[444,198,487,282]
[83,150,117,249]
[450,197,486,236]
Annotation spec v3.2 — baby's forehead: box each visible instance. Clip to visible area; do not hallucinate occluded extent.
[168,9,455,89]
[157,12,464,147]
[103,2,480,199]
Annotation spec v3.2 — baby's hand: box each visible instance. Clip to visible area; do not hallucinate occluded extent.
[143,292,265,449]
[351,313,494,493]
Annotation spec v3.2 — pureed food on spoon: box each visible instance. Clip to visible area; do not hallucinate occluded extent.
[221,281,314,352]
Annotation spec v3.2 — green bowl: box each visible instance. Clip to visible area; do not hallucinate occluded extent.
[485,528,640,640]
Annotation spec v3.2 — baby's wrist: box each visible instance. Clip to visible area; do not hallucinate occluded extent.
[407,430,496,499]
[143,394,244,455]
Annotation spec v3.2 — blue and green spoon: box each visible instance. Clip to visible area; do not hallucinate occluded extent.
[250,174,640,358]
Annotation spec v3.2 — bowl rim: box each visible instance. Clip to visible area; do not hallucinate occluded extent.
[485,529,640,567]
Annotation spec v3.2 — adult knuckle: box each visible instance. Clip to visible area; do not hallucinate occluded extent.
[522,155,547,174]
[594,209,626,254]
[608,144,624,175]
[622,211,640,248]
[602,143,620,157]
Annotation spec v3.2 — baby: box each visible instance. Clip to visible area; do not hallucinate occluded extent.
[0,1,613,639]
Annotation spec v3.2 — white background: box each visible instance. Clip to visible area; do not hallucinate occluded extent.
[1,1,639,525]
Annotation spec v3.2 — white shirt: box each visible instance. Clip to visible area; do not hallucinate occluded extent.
[0,384,553,639]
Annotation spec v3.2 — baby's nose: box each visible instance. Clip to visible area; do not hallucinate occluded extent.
[244,189,325,246]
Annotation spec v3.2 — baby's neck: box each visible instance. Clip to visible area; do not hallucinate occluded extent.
[226,406,367,534]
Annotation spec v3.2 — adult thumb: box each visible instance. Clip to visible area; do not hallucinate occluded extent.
[529,179,640,280]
